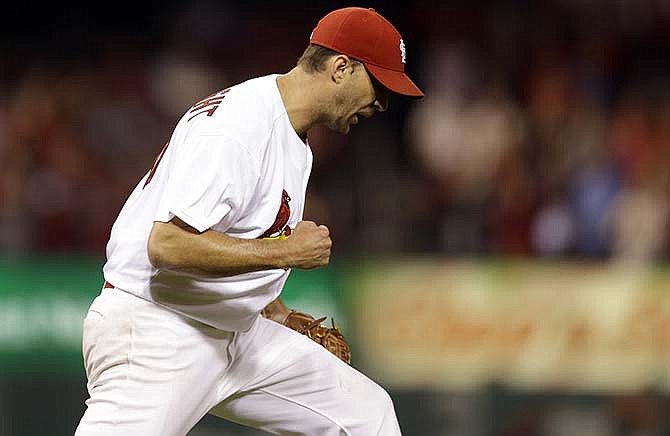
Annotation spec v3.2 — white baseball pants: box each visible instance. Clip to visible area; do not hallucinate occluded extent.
[74,287,401,436]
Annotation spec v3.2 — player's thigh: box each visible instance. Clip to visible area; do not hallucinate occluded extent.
[210,319,401,436]
[76,289,232,436]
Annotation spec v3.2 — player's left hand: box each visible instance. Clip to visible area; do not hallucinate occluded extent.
[262,309,351,364]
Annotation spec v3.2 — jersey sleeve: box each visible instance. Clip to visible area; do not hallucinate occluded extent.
[154,134,258,233]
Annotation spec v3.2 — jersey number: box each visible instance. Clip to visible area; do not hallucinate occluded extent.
[143,141,170,188]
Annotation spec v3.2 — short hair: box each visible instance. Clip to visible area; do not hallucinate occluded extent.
[297,44,361,73]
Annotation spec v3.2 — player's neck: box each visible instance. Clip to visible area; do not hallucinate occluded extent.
[276,68,323,137]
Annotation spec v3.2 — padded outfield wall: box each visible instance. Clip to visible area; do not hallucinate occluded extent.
[1,256,668,435]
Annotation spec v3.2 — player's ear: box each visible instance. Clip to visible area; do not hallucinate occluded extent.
[330,55,351,84]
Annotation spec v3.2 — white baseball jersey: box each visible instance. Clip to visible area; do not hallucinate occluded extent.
[103,74,313,332]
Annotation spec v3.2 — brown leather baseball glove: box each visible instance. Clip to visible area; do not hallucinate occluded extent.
[263,309,351,364]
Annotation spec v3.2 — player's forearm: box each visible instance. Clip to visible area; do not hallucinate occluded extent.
[148,220,290,277]
[261,296,292,323]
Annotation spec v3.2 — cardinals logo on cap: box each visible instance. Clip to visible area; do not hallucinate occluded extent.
[260,190,292,240]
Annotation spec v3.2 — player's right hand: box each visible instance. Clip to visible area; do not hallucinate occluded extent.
[285,220,332,270]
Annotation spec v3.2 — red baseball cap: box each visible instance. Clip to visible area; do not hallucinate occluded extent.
[310,7,424,98]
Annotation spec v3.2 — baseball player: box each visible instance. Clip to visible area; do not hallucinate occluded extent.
[75,7,423,436]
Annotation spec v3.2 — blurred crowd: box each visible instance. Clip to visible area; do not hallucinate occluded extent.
[408,0,670,262]
[0,0,668,261]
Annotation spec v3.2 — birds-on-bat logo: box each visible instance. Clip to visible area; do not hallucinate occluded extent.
[259,190,292,240]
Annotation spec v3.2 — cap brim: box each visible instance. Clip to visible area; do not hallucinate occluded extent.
[365,63,424,98]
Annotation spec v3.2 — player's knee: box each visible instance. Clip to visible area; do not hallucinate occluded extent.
[359,383,398,431]
[373,384,396,418]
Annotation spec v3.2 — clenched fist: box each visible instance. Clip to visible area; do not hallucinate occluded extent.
[283,221,332,270]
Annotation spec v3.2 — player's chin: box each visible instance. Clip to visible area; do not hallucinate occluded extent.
[340,116,359,134]
[325,117,353,134]
[329,120,351,135]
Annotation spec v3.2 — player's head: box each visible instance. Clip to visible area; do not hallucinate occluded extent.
[297,7,424,133]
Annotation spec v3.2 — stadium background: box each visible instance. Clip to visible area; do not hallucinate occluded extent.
[1,0,669,435]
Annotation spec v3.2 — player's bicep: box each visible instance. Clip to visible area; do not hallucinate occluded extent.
[169,216,201,234]
[154,135,258,232]
[147,220,181,268]
[147,217,213,269]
